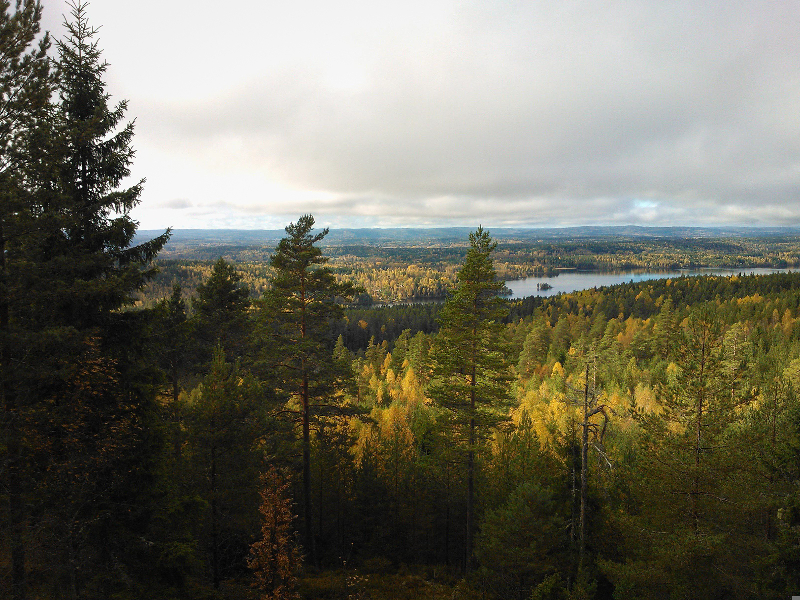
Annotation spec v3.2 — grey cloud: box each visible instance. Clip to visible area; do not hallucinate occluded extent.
[160,198,193,209]
[135,0,800,227]
[198,189,800,229]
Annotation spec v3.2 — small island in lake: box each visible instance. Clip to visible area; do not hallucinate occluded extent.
[537,282,553,291]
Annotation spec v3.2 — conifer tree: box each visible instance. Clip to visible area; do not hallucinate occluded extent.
[652,296,680,360]
[2,2,169,596]
[194,257,251,361]
[0,2,53,596]
[52,1,168,329]
[259,214,359,564]
[518,324,550,380]
[155,283,190,403]
[428,226,512,566]
[607,307,755,597]
[187,347,264,589]
[26,4,169,595]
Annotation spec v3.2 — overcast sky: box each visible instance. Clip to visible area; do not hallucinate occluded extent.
[41,0,800,230]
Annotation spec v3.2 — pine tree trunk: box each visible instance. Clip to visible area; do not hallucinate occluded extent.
[571,422,577,548]
[692,334,706,536]
[299,274,317,567]
[302,370,316,566]
[172,362,179,404]
[445,471,451,567]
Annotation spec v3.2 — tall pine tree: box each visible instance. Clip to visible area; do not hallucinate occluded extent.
[259,214,359,565]
[428,226,512,568]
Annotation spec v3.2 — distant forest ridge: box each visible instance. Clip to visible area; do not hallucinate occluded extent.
[135,225,800,305]
[136,225,800,250]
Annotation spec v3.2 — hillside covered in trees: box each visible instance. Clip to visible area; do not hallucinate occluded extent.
[3,3,800,600]
[136,227,800,306]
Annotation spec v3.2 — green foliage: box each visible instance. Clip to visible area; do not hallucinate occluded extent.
[153,284,191,402]
[602,307,762,598]
[186,348,265,589]
[52,1,168,329]
[259,214,360,565]
[0,3,171,598]
[0,3,54,598]
[336,302,441,352]
[194,257,251,361]
[429,227,513,433]
[529,573,567,600]
[476,481,569,596]
[428,227,514,566]
[260,215,360,386]
[518,325,550,379]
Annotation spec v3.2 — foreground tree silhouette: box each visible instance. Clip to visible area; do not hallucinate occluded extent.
[53,1,167,328]
[428,227,512,567]
[0,3,167,596]
[187,348,263,590]
[259,215,359,565]
[0,2,54,596]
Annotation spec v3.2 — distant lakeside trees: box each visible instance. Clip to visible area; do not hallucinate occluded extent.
[135,232,800,309]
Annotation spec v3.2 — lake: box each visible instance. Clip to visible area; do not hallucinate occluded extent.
[504,267,794,299]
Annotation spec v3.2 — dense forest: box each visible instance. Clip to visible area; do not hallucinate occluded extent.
[136,232,800,307]
[3,3,800,600]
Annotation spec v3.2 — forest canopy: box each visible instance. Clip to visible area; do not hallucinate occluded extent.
[136,229,800,306]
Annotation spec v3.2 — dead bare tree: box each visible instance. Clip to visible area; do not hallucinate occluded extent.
[565,354,611,573]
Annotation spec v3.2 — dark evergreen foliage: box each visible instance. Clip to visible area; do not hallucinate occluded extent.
[52,2,168,330]
[258,214,361,566]
[193,257,251,362]
[1,3,169,597]
[336,302,441,351]
[428,227,514,568]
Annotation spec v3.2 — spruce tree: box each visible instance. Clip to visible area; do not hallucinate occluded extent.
[606,307,756,597]
[428,226,513,567]
[52,1,168,330]
[155,284,190,404]
[193,257,251,362]
[186,348,264,589]
[0,3,169,595]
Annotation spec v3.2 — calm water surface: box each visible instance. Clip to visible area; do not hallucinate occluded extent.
[505,268,794,299]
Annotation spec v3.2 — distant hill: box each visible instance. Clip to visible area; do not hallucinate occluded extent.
[135,225,800,258]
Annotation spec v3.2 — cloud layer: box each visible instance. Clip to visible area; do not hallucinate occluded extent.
[41,0,800,228]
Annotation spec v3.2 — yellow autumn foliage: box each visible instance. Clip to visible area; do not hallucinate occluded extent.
[632,383,659,414]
